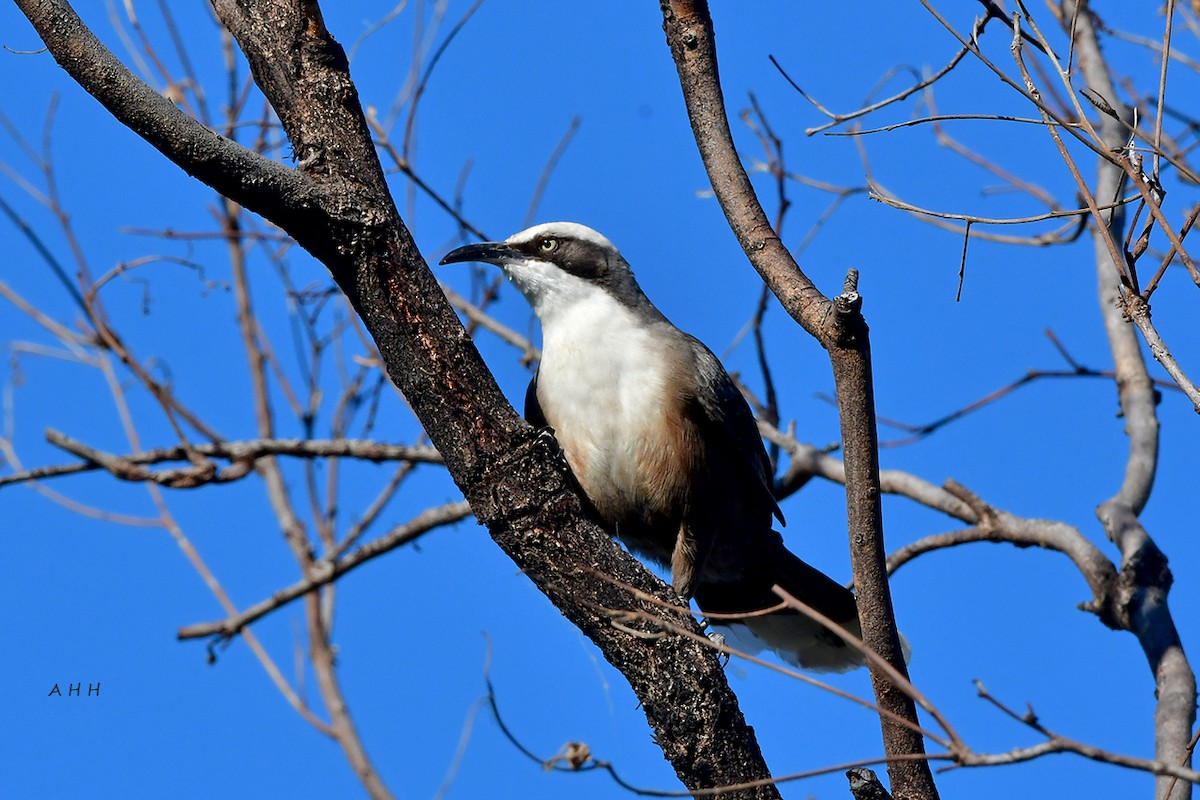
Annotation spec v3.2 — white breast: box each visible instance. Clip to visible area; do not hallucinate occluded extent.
[535,289,678,520]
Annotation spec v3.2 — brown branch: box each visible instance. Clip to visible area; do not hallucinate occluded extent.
[1142,201,1200,297]
[885,528,991,574]
[368,107,488,241]
[592,578,1197,787]
[928,114,1061,211]
[1164,729,1200,800]
[3,262,334,737]
[305,587,393,799]
[742,94,791,238]
[659,3,823,334]
[14,1,779,794]
[439,283,539,361]
[770,588,963,750]
[2,114,225,446]
[11,2,314,226]
[867,370,1185,449]
[761,422,1120,619]
[4,431,443,489]
[884,478,1117,619]
[399,0,485,164]
[95,324,338,737]
[203,75,385,787]
[589,571,951,747]
[869,178,1131,227]
[659,3,935,798]
[828,112,1085,137]
[489,647,944,797]
[122,226,292,242]
[576,578,1194,799]
[331,459,420,560]
[1004,15,1198,410]
[1124,294,1200,412]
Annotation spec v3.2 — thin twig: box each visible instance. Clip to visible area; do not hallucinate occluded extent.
[523,116,581,227]
[177,501,473,640]
[3,431,443,489]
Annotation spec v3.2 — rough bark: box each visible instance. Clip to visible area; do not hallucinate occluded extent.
[12,0,780,794]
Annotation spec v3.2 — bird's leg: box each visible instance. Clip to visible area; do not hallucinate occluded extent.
[670,522,700,600]
[694,601,731,666]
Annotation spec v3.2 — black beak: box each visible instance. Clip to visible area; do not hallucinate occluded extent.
[439,241,515,266]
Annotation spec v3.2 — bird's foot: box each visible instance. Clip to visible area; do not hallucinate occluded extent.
[700,619,730,665]
[533,425,570,472]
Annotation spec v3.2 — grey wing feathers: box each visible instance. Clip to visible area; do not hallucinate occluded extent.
[685,336,785,525]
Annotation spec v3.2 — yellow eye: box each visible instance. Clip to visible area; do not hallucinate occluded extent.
[539,237,559,253]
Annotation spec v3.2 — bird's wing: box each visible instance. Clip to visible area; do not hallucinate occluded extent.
[684,336,785,526]
[523,371,549,429]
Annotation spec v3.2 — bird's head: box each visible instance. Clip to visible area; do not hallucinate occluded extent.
[439,222,646,321]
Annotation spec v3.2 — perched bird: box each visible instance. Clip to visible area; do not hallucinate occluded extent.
[442,222,867,672]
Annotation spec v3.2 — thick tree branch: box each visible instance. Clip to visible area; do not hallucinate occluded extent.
[13,1,779,794]
[847,767,894,800]
[658,1,825,336]
[659,3,936,799]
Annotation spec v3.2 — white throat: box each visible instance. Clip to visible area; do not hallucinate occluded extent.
[501,260,599,325]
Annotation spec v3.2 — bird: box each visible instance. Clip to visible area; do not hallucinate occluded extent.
[441,222,870,672]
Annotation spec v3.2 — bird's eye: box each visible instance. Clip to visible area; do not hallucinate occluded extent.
[539,237,559,253]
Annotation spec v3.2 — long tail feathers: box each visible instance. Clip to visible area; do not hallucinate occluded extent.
[695,543,911,673]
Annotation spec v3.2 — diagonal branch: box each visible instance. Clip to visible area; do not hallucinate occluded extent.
[177,500,473,640]
[15,1,780,794]
[659,3,936,799]
[9,0,316,229]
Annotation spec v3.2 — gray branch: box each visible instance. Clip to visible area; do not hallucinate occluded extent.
[178,501,473,639]
[8,0,317,229]
[0,430,444,489]
[1066,5,1196,798]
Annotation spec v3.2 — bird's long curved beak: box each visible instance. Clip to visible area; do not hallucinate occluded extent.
[439,241,515,266]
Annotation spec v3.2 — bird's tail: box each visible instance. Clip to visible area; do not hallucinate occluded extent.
[694,541,909,673]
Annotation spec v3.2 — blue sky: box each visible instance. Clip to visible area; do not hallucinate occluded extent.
[2,2,1197,798]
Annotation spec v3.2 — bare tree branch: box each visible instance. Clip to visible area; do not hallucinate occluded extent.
[659,3,935,798]
[847,767,894,800]
[12,1,781,794]
[770,11,985,139]
[177,500,473,640]
[963,681,1200,786]
[763,422,1119,617]
[0,432,444,489]
[1065,6,1197,797]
